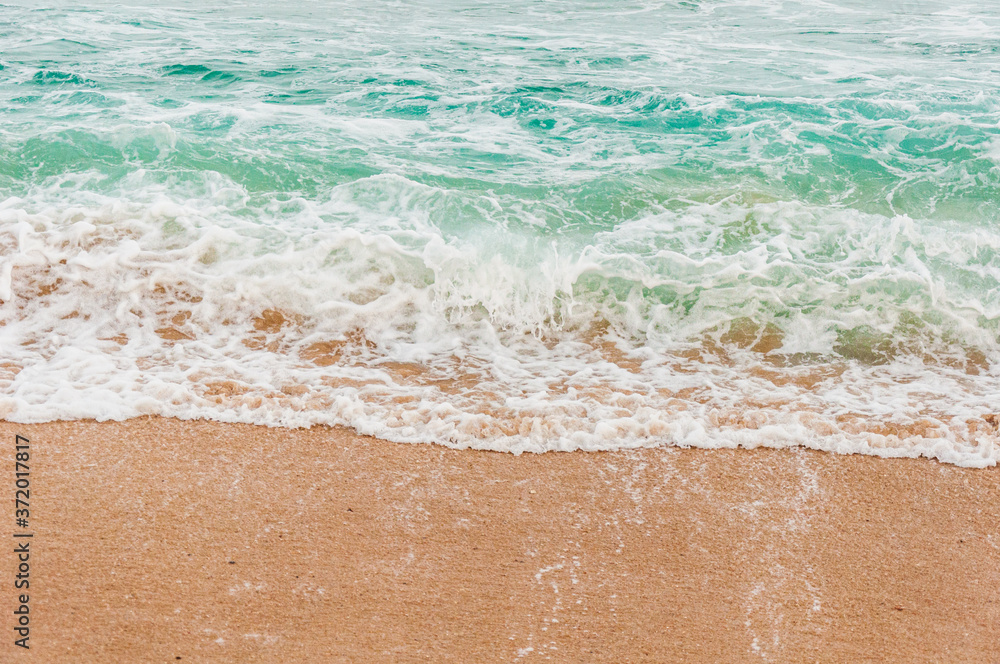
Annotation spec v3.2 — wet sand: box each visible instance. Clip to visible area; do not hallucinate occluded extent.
[2,418,998,662]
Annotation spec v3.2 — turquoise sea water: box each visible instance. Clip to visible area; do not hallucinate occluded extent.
[1,1,999,465]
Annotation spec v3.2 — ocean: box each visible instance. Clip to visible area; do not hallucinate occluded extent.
[1,0,998,466]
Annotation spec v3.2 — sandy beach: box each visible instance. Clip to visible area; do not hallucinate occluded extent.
[5,1,1000,661]
[0,418,997,662]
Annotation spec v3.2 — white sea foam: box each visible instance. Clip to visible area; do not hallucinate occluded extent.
[0,182,997,467]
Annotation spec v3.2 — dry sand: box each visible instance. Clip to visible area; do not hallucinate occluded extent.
[1,418,998,662]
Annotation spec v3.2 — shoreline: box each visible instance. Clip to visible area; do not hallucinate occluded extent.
[3,417,999,662]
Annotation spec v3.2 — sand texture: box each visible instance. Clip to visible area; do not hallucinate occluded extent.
[2,418,999,662]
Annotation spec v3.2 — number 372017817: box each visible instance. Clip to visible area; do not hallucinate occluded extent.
[15,436,30,517]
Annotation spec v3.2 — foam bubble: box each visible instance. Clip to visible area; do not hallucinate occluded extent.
[0,186,998,467]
